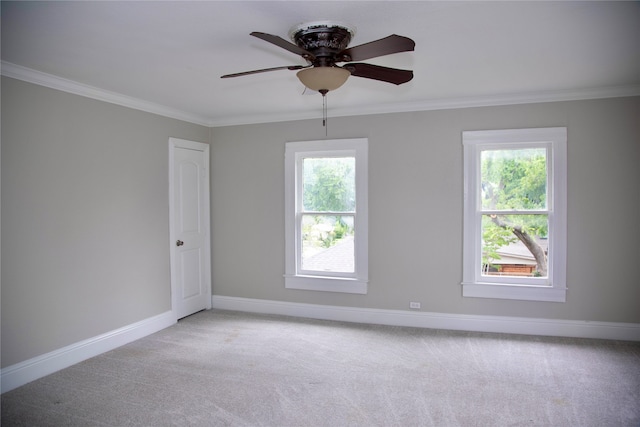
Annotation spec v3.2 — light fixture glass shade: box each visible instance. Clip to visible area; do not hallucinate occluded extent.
[296,67,351,92]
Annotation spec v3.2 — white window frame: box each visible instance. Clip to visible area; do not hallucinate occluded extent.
[285,138,368,294]
[462,127,567,302]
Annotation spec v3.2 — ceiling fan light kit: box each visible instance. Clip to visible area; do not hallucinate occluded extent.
[296,66,351,92]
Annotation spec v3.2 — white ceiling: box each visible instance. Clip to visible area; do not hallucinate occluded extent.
[2,1,639,127]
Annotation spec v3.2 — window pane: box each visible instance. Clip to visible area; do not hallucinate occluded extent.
[481,148,547,210]
[301,215,354,273]
[481,214,548,278]
[303,157,355,212]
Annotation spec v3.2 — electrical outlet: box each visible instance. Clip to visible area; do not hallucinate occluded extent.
[409,302,421,309]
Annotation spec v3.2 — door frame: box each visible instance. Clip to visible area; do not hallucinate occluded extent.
[168,137,212,320]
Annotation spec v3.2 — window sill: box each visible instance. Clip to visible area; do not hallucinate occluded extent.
[285,275,367,294]
[462,282,567,302]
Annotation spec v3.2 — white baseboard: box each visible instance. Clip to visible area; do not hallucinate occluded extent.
[211,295,640,342]
[4,299,637,394]
[1,311,176,394]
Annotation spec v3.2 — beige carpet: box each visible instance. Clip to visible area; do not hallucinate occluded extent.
[2,309,640,426]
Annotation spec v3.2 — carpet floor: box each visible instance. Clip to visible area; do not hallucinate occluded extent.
[2,309,640,426]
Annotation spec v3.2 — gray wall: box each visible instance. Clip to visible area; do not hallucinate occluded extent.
[210,97,640,324]
[1,77,210,367]
[2,75,639,369]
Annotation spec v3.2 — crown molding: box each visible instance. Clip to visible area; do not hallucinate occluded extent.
[328,84,640,119]
[1,61,212,127]
[206,84,640,127]
[4,61,639,128]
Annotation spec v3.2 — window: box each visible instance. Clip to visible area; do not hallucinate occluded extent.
[285,138,368,294]
[462,127,567,302]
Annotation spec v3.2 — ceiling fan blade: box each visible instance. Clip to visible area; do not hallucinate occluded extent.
[221,65,308,79]
[250,32,315,60]
[343,63,414,85]
[339,34,415,62]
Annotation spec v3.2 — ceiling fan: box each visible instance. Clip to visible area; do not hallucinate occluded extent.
[221,21,415,95]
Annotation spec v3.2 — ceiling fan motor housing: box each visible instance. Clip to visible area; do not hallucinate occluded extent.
[290,22,356,66]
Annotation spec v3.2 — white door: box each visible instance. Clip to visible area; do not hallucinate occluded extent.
[169,138,211,320]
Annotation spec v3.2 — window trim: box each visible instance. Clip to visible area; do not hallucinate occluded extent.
[284,138,368,294]
[462,127,567,302]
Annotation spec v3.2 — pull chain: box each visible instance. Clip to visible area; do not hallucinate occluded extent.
[320,89,329,136]
[323,93,328,136]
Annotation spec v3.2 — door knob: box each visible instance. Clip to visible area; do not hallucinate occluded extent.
[176,240,184,246]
